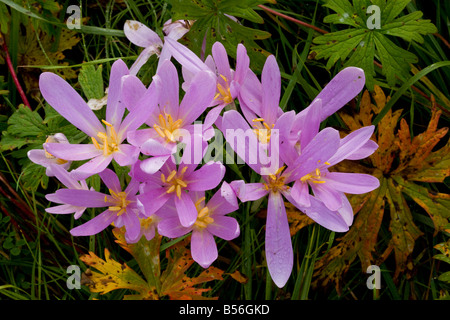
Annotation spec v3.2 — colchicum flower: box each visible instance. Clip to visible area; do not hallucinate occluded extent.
[156,182,240,268]
[125,59,216,174]
[52,169,142,243]
[27,133,71,176]
[44,164,90,219]
[39,59,159,179]
[124,19,191,76]
[132,159,225,228]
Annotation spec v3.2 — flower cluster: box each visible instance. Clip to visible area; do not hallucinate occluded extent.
[30,20,380,288]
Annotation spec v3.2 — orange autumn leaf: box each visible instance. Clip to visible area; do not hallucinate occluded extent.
[313,85,450,293]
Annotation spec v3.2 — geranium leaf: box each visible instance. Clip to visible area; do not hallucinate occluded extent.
[311,0,437,89]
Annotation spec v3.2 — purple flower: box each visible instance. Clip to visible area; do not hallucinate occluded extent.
[51,169,142,243]
[44,164,90,219]
[39,59,159,179]
[133,159,225,228]
[124,20,191,76]
[27,133,71,176]
[157,182,239,268]
[125,59,216,174]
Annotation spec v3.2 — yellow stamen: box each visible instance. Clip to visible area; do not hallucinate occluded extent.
[154,125,166,138]
[166,185,176,193]
[176,185,182,199]
[108,206,122,211]
[175,179,187,187]
[161,173,166,183]
[195,197,206,209]
[166,170,177,182]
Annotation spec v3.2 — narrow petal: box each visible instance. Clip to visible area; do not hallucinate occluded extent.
[129,46,159,76]
[191,229,218,268]
[284,127,340,182]
[299,98,322,149]
[113,144,140,167]
[234,44,250,85]
[314,66,365,121]
[290,180,311,207]
[164,37,208,74]
[140,155,171,175]
[141,139,175,156]
[178,70,216,125]
[345,139,378,160]
[70,155,113,180]
[138,188,171,216]
[207,182,239,216]
[47,164,80,190]
[175,191,198,227]
[294,196,349,232]
[119,78,159,138]
[44,143,101,161]
[106,59,129,128]
[222,110,262,173]
[239,69,262,115]
[39,72,103,137]
[261,55,281,125]
[98,168,121,193]
[123,211,141,243]
[337,193,353,226]
[54,189,108,207]
[265,192,293,288]
[325,172,380,194]
[157,216,191,238]
[45,204,78,214]
[120,74,147,112]
[310,183,343,211]
[124,20,163,48]
[185,162,225,191]
[327,125,375,165]
[27,149,54,167]
[70,210,116,236]
[155,60,180,118]
[229,180,268,203]
[212,41,232,80]
[207,216,240,240]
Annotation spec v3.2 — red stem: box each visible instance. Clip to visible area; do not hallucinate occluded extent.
[1,34,31,109]
[258,4,328,34]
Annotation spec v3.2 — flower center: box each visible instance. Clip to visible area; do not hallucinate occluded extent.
[140,216,157,229]
[161,166,188,199]
[252,118,275,144]
[193,197,214,229]
[106,189,131,216]
[263,166,289,193]
[214,74,233,104]
[91,120,120,156]
[300,162,330,184]
[153,112,183,143]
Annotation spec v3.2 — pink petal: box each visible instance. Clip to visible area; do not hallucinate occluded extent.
[70,210,117,236]
[290,180,310,207]
[155,60,180,118]
[178,70,216,125]
[44,143,101,161]
[98,168,121,193]
[265,191,293,288]
[207,216,240,240]
[234,43,250,85]
[206,181,238,216]
[174,191,198,227]
[212,41,232,80]
[310,183,343,211]
[113,144,140,167]
[325,172,380,194]
[229,180,268,203]
[39,72,103,137]
[164,37,208,74]
[123,211,141,243]
[261,55,281,125]
[54,189,108,207]
[140,155,171,175]
[124,20,163,48]
[185,162,225,191]
[120,74,147,113]
[191,229,218,268]
[70,155,113,180]
[138,188,171,216]
[314,66,365,121]
[106,59,129,128]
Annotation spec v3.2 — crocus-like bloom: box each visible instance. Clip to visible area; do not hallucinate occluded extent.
[131,159,225,228]
[27,133,71,176]
[51,168,142,243]
[157,182,240,268]
[125,59,216,174]
[40,59,159,179]
[124,19,191,76]
[44,164,90,219]
[230,128,355,288]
